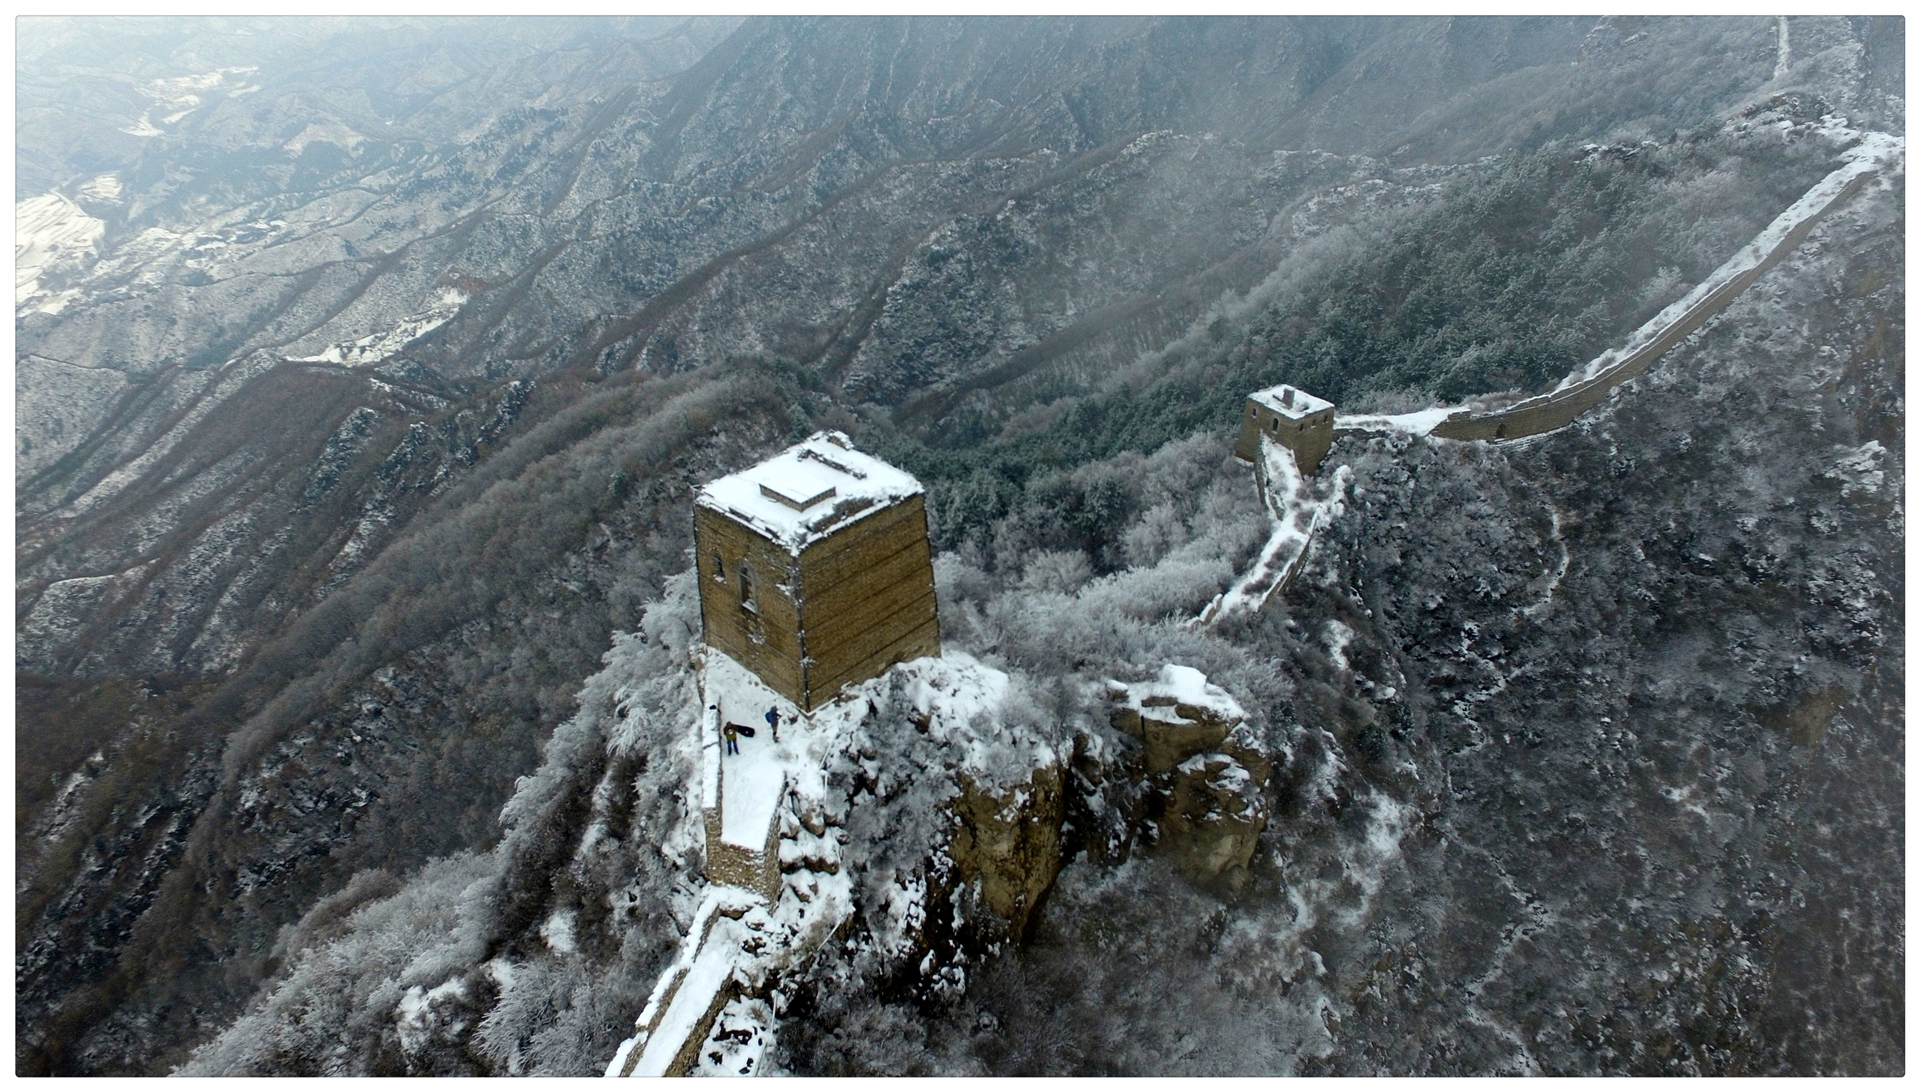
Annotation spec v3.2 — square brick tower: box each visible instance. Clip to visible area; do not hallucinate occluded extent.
[1234,383,1335,473]
[693,431,940,711]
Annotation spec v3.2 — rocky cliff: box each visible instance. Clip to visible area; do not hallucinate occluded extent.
[15,14,1904,1075]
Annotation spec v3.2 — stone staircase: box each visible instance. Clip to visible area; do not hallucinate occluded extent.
[608,655,856,1077]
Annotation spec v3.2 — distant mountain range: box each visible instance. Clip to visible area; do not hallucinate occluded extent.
[14,15,1904,1075]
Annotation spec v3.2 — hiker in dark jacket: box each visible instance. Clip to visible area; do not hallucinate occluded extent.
[723,722,739,755]
[765,706,782,740]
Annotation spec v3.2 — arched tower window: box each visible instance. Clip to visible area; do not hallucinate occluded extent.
[711,552,726,581]
[738,564,758,613]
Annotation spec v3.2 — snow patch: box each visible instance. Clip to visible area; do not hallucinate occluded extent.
[1334,405,1457,436]
[394,977,467,1055]
[1825,440,1886,496]
[16,193,105,313]
[291,289,469,366]
[1324,619,1355,671]
[77,173,124,203]
[120,67,256,136]
[285,120,367,157]
[538,908,577,955]
[1112,663,1248,725]
[688,995,775,1076]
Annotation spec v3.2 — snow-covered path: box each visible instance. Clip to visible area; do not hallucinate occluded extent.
[609,649,1022,1076]
[1334,124,1901,442]
[1198,436,1347,628]
[607,888,766,1077]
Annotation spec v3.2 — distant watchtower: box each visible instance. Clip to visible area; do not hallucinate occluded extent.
[1234,384,1334,473]
[693,431,941,711]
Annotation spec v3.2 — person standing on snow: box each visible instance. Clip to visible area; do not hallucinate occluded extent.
[765,706,781,741]
[724,721,739,755]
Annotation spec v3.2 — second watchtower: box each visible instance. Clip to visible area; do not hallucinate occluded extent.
[1234,383,1335,473]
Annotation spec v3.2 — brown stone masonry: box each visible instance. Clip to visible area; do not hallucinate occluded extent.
[796,494,940,707]
[694,506,806,700]
[694,493,940,711]
[703,805,782,901]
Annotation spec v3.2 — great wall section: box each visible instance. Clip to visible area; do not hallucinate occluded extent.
[606,122,1901,1076]
[1202,123,1901,629]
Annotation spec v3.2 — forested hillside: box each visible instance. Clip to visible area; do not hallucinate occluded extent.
[15,15,1904,1075]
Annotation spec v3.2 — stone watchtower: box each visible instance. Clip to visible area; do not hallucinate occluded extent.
[693,431,940,711]
[1234,383,1334,474]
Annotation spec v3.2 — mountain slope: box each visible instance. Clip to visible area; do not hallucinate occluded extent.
[14,15,1903,1075]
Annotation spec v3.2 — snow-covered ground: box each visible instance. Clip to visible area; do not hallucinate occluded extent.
[53,354,279,520]
[1111,663,1248,723]
[16,193,105,314]
[612,644,1036,1077]
[290,289,470,367]
[16,355,130,481]
[702,653,798,850]
[609,887,765,1078]
[120,67,259,138]
[1200,436,1348,626]
[77,173,124,203]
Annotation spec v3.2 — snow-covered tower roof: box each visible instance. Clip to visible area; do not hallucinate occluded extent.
[695,431,925,554]
[1246,383,1332,420]
[693,432,940,711]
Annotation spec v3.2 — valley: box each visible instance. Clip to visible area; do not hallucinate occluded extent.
[14,15,1904,1076]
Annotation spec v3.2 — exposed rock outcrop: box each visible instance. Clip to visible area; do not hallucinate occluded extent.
[949,764,1067,941]
[1156,751,1272,884]
[1109,665,1274,885]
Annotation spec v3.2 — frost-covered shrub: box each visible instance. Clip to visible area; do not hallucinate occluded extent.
[182,576,709,1076]
[177,852,502,1076]
[1018,549,1094,594]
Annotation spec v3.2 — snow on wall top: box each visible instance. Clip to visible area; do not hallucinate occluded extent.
[1333,123,1903,439]
[1552,120,1899,395]
[1248,384,1333,419]
[696,431,924,553]
[700,651,796,850]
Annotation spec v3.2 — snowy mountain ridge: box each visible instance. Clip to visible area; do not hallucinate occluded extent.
[17,15,1902,1076]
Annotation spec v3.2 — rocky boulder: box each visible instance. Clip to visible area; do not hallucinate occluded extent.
[1155,751,1272,885]
[1108,664,1273,885]
[948,764,1066,940]
[1108,664,1249,774]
